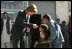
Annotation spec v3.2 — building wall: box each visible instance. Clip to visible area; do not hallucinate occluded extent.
[1,1,28,22]
[29,1,70,24]
[29,1,56,19]
[1,1,70,24]
[56,1,69,24]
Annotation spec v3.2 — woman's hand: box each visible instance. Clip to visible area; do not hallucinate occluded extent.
[33,24,38,29]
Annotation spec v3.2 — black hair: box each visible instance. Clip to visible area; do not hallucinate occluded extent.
[40,24,50,40]
[3,12,8,15]
[62,21,66,24]
[40,24,48,32]
[43,14,51,21]
[55,18,60,21]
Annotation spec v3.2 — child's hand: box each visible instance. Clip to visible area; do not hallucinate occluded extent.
[47,40,50,44]
[33,24,38,29]
[34,41,39,47]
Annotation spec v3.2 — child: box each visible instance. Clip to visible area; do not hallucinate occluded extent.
[34,24,50,48]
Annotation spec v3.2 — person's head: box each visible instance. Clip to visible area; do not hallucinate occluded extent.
[42,14,51,25]
[62,21,66,26]
[26,4,38,16]
[3,12,8,19]
[55,18,60,24]
[39,24,48,39]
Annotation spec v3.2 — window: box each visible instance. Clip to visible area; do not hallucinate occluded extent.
[1,1,28,23]
[1,1,28,9]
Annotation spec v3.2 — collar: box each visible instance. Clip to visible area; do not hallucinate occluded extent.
[3,18,7,21]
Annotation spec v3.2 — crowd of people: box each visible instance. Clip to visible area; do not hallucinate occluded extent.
[55,17,71,48]
[1,4,71,48]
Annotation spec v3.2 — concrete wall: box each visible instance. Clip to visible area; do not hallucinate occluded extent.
[29,1,56,19]
[29,1,70,24]
[1,1,70,24]
[56,1,69,24]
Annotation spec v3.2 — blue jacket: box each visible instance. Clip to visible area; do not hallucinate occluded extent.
[48,19,64,48]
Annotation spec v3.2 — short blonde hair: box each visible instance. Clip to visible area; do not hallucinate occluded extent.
[26,4,38,13]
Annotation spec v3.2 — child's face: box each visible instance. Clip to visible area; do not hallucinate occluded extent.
[39,27,45,39]
[39,27,43,32]
[40,32,45,39]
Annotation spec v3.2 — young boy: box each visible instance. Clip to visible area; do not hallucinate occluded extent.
[1,12,12,48]
[34,24,50,48]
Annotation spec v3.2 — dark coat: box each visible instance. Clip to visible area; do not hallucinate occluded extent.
[35,39,50,48]
[11,10,33,41]
[1,18,10,35]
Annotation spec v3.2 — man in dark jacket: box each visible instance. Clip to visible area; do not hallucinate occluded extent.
[11,4,38,48]
[1,12,12,48]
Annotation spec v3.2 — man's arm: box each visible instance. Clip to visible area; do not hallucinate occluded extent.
[48,22,57,42]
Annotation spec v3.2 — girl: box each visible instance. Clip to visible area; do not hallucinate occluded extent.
[34,24,50,48]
